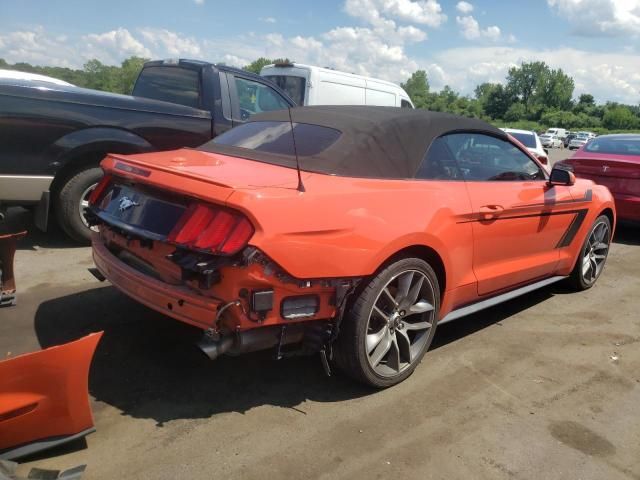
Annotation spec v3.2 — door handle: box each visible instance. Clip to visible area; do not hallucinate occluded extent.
[479,205,504,218]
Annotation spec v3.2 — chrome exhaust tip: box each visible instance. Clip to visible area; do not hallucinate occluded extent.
[196,335,234,361]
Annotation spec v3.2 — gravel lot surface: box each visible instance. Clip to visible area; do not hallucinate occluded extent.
[2,147,639,479]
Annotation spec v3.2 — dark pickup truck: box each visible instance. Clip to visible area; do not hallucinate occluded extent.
[0,59,294,242]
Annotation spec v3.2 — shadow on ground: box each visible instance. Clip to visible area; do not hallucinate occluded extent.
[1,207,79,250]
[613,223,640,246]
[33,282,554,426]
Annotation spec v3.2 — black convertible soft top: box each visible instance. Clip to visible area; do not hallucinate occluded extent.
[199,106,508,179]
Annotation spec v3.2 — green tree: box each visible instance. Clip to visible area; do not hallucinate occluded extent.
[602,106,638,130]
[535,68,574,111]
[506,61,548,114]
[401,70,430,109]
[578,93,595,107]
[242,57,290,74]
[484,84,513,119]
[119,56,148,94]
[504,102,527,122]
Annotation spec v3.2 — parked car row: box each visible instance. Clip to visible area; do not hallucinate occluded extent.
[500,128,549,165]
[568,131,597,150]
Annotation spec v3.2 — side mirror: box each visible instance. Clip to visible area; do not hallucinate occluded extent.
[548,165,575,186]
[543,148,549,155]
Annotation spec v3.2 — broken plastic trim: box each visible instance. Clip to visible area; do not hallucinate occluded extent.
[0,231,26,307]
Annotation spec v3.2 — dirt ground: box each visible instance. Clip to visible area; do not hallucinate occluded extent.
[2,147,639,479]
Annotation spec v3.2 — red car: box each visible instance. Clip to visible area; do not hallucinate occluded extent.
[558,134,640,223]
[89,107,615,387]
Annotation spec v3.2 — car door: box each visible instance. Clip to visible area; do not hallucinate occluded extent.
[441,132,577,296]
[227,73,292,125]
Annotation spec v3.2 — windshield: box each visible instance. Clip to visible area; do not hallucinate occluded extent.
[584,136,640,156]
[264,75,306,106]
[510,132,536,148]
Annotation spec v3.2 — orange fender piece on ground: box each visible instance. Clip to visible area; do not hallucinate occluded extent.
[0,231,26,307]
[0,332,102,460]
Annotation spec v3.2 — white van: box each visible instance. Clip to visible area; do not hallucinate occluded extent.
[260,62,414,108]
[545,127,567,140]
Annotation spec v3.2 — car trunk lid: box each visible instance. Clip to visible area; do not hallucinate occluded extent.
[570,153,640,195]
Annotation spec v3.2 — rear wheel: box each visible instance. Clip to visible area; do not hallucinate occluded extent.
[334,257,439,388]
[55,167,103,244]
[568,215,611,291]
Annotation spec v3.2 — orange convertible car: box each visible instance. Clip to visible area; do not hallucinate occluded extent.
[89,107,615,387]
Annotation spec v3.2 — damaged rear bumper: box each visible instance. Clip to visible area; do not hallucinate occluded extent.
[92,236,222,329]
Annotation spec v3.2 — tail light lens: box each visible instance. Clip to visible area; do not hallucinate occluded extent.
[168,203,254,255]
[88,174,112,205]
[536,154,548,165]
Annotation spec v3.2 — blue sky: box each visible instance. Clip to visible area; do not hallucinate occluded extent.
[1,0,639,103]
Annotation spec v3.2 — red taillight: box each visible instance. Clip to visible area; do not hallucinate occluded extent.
[168,203,254,255]
[536,154,548,165]
[88,174,112,205]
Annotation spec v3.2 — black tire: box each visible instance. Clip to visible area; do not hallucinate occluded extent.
[333,257,440,388]
[568,214,611,291]
[55,167,103,244]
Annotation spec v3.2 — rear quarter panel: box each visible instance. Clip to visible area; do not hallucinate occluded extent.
[229,174,476,295]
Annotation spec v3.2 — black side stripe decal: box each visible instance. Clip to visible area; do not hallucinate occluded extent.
[556,209,589,248]
[515,188,593,209]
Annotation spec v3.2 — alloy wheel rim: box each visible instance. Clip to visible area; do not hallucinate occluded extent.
[365,269,436,377]
[79,182,99,231]
[581,221,610,285]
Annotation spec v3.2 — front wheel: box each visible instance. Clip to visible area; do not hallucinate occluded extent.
[568,214,611,291]
[333,257,439,388]
[55,167,103,244]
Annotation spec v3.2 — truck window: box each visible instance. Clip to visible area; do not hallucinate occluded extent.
[401,99,413,108]
[264,75,306,105]
[132,66,201,109]
[234,77,291,120]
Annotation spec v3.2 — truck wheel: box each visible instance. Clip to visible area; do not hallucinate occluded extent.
[333,257,439,388]
[55,167,103,244]
[568,215,611,291]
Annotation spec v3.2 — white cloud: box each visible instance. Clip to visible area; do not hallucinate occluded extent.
[456,15,508,41]
[456,1,474,14]
[420,46,640,104]
[548,0,640,36]
[259,17,277,24]
[345,0,446,27]
[138,28,202,57]
[193,0,204,5]
[1,1,638,106]
[84,28,152,63]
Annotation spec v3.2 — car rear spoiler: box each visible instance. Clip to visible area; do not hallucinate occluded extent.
[0,231,26,307]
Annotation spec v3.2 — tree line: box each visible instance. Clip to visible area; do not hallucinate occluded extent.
[401,62,640,132]
[2,56,638,132]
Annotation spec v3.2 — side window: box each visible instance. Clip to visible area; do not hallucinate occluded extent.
[440,133,545,181]
[401,99,413,109]
[233,77,290,121]
[415,137,462,180]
